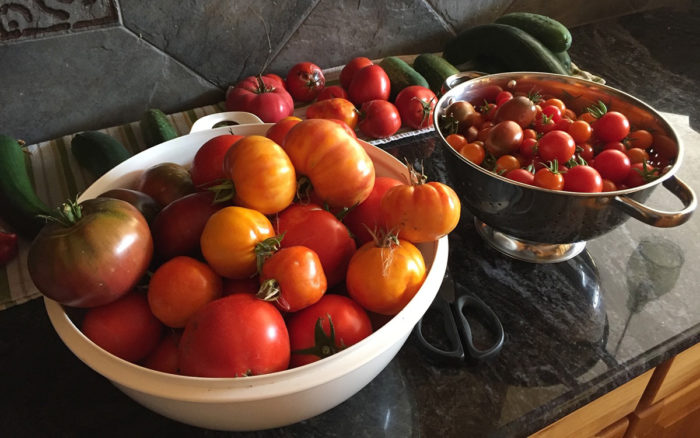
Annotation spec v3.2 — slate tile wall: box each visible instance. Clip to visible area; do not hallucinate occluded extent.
[0,0,688,144]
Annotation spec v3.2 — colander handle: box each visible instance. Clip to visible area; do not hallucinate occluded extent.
[440,71,488,94]
[613,175,697,227]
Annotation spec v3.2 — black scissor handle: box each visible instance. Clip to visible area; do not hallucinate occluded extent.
[452,294,504,360]
[413,295,466,366]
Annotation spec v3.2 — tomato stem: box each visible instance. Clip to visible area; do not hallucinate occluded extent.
[256,278,281,302]
[39,198,83,227]
[254,234,284,274]
[291,316,343,358]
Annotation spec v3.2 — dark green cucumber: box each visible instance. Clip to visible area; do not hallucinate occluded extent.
[71,131,131,178]
[494,12,572,53]
[0,134,55,238]
[412,53,459,94]
[378,56,429,100]
[443,23,568,75]
[140,108,177,148]
[552,50,573,74]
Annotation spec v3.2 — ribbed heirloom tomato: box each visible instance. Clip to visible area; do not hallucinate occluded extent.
[282,119,375,208]
[223,135,296,215]
[200,206,275,279]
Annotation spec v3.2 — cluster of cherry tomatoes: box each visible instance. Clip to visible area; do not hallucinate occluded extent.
[441,86,677,193]
[226,58,438,140]
[73,117,460,378]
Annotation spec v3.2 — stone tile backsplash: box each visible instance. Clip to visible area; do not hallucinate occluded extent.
[0,0,688,144]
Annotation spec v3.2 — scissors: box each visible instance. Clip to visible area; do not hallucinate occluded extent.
[413,271,504,365]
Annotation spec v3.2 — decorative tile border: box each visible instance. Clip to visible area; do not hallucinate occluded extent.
[0,0,118,42]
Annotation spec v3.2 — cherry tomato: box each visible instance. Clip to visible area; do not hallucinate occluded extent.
[179,293,290,377]
[445,101,476,126]
[190,134,243,188]
[568,120,592,143]
[519,137,538,158]
[148,256,223,328]
[458,142,486,165]
[533,111,557,133]
[223,135,296,214]
[380,164,461,243]
[305,97,359,129]
[624,162,659,188]
[495,90,513,106]
[542,98,566,111]
[274,203,356,287]
[136,162,196,208]
[28,198,153,308]
[81,291,163,363]
[494,154,521,174]
[225,75,295,123]
[285,62,325,103]
[533,164,564,191]
[348,64,391,106]
[541,105,562,124]
[445,133,468,150]
[538,130,576,163]
[394,85,437,130]
[283,119,375,208]
[604,141,627,153]
[485,120,523,157]
[505,168,535,185]
[591,149,631,184]
[200,206,275,279]
[626,129,653,150]
[594,111,630,142]
[317,85,348,101]
[626,147,650,164]
[257,246,327,313]
[358,99,401,138]
[346,236,426,315]
[343,176,403,246]
[339,57,373,90]
[577,143,595,162]
[287,294,372,367]
[266,116,302,146]
[602,179,618,192]
[563,165,603,193]
[151,191,226,262]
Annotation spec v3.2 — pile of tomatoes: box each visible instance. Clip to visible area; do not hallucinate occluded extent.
[441,86,677,193]
[225,58,438,139]
[29,118,461,378]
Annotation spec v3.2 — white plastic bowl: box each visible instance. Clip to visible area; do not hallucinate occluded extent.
[44,114,448,431]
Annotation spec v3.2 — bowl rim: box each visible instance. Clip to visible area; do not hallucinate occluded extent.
[44,122,450,403]
[434,71,684,197]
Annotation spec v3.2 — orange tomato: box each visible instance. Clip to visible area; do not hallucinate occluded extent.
[283,119,375,208]
[200,206,275,279]
[626,147,650,164]
[148,256,223,327]
[380,164,461,243]
[223,135,296,214]
[266,116,302,146]
[568,120,592,143]
[445,133,468,150]
[495,154,521,174]
[346,236,426,315]
[458,142,486,165]
[627,129,653,150]
[305,97,359,129]
[542,98,566,111]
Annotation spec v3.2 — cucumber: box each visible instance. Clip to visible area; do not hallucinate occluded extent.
[378,56,429,100]
[552,50,573,74]
[443,23,568,75]
[494,12,572,53]
[0,134,55,238]
[71,131,131,179]
[412,53,459,94]
[140,108,178,148]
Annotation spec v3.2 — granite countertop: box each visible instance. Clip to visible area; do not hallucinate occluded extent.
[2,7,699,437]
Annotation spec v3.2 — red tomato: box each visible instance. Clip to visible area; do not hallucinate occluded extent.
[285,62,326,103]
[190,134,243,188]
[0,231,18,266]
[179,294,290,377]
[136,162,196,208]
[265,116,302,146]
[340,57,373,90]
[380,165,461,243]
[533,165,564,191]
[222,277,260,296]
[343,176,403,245]
[274,203,356,287]
[305,97,359,129]
[591,149,631,184]
[283,119,375,208]
[624,162,659,188]
[538,130,576,163]
[287,294,373,367]
[505,168,535,185]
[519,137,538,158]
[563,165,603,193]
[148,256,223,328]
[394,85,437,130]
[81,291,163,363]
[258,246,327,312]
[225,75,294,123]
[346,237,426,315]
[594,111,630,142]
[358,100,401,138]
[143,331,181,374]
[348,65,391,106]
[151,191,226,262]
[28,198,153,308]
[316,85,348,101]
